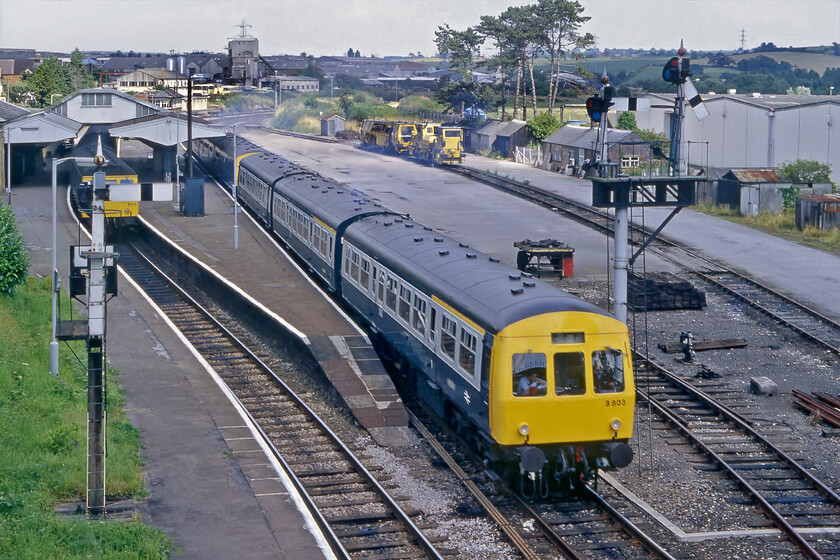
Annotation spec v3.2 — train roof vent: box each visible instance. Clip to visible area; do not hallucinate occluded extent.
[511,287,524,295]
[404,223,414,228]
[439,250,450,256]
[434,237,443,242]
[322,190,328,194]
[337,190,344,194]
[522,272,533,278]
[489,257,500,263]
[459,242,469,248]
[395,218,403,223]
[374,202,381,207]
[424,226,433,231]
[509,273,521,280]
[384,221,393,226]
[328,185,334,189]
[414,237,424,242]
[355,207,362,211]
[466,253,477,259]
[523,281,536,288]
[311,184,318,188]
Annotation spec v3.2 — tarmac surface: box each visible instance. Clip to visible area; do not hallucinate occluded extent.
[241,129,840,323]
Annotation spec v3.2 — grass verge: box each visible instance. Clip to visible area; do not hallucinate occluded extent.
[692,202,840,253]
[0,276,171,559]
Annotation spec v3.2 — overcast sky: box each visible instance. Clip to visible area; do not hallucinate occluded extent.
[0,0,838,57]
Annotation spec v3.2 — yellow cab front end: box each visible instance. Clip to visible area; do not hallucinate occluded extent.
[489,311,635,478]
[394,124,416,154]
[436,128,464,164]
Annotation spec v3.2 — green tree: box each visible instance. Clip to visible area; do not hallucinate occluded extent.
[65,47,95,93]
[616,111,638,132]
[778,159,833,184]
[5,81,33,105]
[534,0,594,116]
[28,56,67,107]
[435,77,494,116]
[525,111,562,142]
[338,91,353,118]
[0,204,29,295]
[435,24,482,83]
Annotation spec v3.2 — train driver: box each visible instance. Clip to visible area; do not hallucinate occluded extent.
[517,370,548,396]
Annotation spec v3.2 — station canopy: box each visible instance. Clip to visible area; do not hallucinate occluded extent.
[108,113,225,147]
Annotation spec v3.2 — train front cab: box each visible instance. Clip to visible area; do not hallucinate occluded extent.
[489,311,635,485]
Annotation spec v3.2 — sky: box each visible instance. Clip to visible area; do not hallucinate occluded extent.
[0,0,838,57]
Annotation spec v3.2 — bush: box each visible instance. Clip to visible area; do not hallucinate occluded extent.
[525,112,561,143]
[0,204,29,295]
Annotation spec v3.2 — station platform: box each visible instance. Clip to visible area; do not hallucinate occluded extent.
[12,183,335,559]
[10,174,414,558]
[139,181,412,445]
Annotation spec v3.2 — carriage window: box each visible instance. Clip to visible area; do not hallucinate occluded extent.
[441,315,457,360]
[459,330,476,375]
[398,285,411,322]
[360,259,371,290]
[512,353,547,396]
[429,307,437,341]
[554,352,585,395]
[376,269,386,302]
[412,295,427,335]
[593,349,625,394]
[350,251,360,282]
[385,276,397,311]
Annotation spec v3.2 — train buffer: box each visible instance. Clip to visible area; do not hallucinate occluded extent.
[514,239,574,278]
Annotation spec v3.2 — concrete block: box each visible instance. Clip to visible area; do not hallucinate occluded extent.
[750,376,777,396]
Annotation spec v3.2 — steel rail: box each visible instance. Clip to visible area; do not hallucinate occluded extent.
[638,356,840,508]
[640,392,824,560]
[406,411,549,560]
[694,271,840,356]
[124,243,446,560]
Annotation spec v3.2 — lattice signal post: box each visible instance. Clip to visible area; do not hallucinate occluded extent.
[591,175,701,324]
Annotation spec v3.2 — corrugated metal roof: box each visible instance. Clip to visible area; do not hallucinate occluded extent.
[798,193,840,203]
[728,168,782,183]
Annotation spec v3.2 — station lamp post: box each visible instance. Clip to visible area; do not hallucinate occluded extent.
[50,155,95,374]
[230,125,241,250]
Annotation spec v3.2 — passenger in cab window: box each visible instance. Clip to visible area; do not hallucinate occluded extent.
[593,350,624,393]
[517,371,547,396]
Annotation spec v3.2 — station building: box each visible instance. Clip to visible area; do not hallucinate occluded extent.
[0,88,223,192]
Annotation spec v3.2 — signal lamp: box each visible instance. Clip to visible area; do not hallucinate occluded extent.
[662,56,682,84]
[586,96,603,122]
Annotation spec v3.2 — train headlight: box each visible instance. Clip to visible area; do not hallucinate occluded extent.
[610,419,622,432]
[518,423,530,437]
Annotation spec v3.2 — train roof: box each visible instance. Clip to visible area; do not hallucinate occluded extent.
[345,215,612,334]
[213,134,396,231]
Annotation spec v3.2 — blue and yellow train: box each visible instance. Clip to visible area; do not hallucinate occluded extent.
[68,141,139,222]
[196,134,635,490]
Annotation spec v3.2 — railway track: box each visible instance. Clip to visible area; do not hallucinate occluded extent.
[408,401,675,560]
[635,356,840,559]
[694,270,840,355]
[451,166,840,357]
[116,240,449,560]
